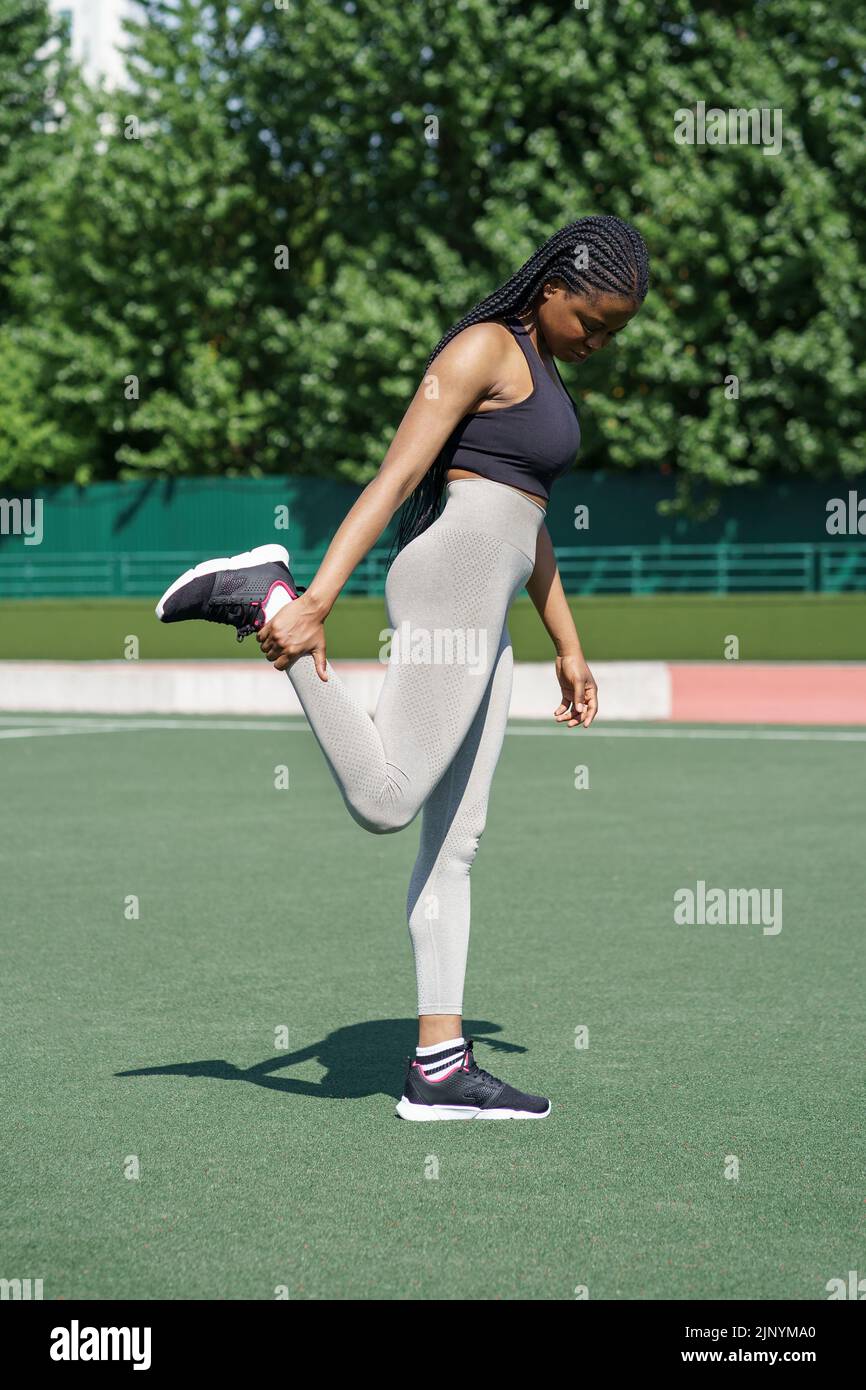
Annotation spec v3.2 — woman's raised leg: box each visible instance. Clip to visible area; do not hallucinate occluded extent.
[284,519,531,834]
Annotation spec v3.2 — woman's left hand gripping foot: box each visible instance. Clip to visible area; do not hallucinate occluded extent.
[257,595,330,680]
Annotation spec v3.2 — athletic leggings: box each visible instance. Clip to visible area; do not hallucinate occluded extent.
[286,477,545,1015]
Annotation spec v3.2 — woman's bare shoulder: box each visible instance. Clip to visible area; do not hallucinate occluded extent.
[431,318,515,384]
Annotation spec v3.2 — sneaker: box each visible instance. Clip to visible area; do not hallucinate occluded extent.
[155,543,304,642]
[395,1038,551,1121]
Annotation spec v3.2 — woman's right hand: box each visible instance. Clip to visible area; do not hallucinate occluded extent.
[256,595,329,680]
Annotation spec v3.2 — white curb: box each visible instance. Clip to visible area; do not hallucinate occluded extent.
[0,660,672,721]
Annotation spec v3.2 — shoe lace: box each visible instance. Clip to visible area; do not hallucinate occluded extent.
[207,585,309,642]
[460,1038,500,1086]
[205,596,264,642]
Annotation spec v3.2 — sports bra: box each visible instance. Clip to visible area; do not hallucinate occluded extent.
[438,316,581,502]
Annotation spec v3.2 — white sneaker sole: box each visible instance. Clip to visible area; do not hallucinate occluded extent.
[395,1097,551,1121]
[155,543,290,620]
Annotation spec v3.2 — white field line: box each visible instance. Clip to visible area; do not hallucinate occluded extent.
[0,717,865,744]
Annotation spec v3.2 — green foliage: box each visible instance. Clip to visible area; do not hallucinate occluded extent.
[1,0,864,503]
[0,1,67,313]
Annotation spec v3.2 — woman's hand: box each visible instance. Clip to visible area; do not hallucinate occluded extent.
[256,595,329,679]
[554,652,598,728]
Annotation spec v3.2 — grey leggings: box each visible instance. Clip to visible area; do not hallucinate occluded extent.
[286,477,545,1014]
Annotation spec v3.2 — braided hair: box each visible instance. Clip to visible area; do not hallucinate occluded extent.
[388,214,649,562]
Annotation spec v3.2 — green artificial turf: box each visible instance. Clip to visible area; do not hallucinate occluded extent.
[1,713,862,1299]
[2,592,866,660]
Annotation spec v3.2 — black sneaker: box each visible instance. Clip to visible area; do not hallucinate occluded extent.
[155,543,305,642]
[395,1038,551,1121]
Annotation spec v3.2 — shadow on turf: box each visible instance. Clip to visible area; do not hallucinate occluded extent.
[115,1020,526,1100]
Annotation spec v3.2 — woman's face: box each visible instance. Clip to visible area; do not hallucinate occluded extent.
[538,282,640,364]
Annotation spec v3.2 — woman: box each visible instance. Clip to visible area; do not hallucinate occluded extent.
[156,213,650,1121]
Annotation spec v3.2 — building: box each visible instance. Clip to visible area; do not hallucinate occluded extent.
[47,0,141,89]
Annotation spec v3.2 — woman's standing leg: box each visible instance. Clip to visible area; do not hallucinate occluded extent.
[406,622,515,1033]
[395,615,550,1119]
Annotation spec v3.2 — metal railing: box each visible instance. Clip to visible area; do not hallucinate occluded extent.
[0,542,865,598]
[554,543,866,593]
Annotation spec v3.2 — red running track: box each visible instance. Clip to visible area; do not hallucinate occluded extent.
[669,663,866,725]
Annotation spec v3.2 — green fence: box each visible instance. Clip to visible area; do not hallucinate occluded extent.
[2,541,865,597]
[2,474,864,596]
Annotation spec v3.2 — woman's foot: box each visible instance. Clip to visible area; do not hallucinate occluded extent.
[395,1038,551,1120]
[155,544,304,642]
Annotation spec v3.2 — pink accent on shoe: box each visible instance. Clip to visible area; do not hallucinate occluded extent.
[264,578,297,604]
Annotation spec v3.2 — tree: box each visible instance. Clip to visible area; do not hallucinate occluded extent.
[0,0,85,482]
[2,0,864,508]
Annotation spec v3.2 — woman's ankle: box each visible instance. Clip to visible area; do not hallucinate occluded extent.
[417,1015,463,1049]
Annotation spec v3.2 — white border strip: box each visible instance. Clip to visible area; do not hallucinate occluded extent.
[0,716,864,744]
[0,660,671,721]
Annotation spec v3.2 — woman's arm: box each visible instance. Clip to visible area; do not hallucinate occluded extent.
[525,522,598,728]
[257,322,512,674]
[526,523,583,658]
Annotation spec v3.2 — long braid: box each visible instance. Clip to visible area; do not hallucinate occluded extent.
[387,214,649,562]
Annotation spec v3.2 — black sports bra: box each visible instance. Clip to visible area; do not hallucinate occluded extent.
[438,317,581,502]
